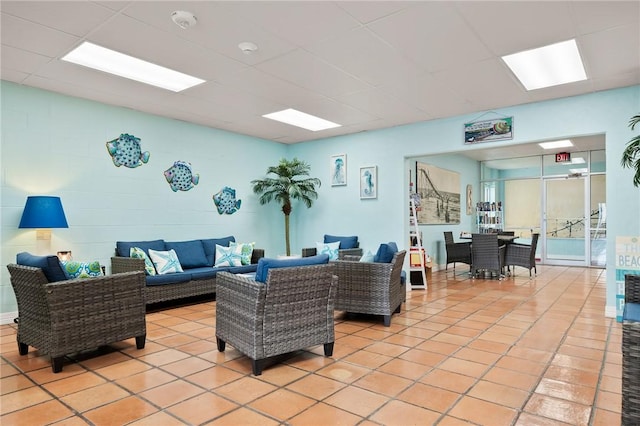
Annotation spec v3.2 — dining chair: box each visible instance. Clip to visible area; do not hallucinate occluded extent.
[444,231,472,272]
[471,233,505,279]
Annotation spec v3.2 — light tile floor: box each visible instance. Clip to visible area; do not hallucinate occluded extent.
[0,265,621,425]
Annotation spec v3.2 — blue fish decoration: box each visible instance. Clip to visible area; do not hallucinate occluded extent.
[106,133,150,168]
[213,186,241,215]
[164,161,199,192]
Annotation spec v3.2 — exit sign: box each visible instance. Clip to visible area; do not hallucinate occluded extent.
[555,152,571,162]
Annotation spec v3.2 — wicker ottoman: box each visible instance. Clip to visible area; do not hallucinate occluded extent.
[622,274,640,425]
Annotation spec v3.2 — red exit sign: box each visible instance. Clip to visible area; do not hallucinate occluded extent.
[555,152,571,163]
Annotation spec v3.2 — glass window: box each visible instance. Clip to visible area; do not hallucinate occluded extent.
[481,156,541,180]
[591,150,606,173]
[543,151,588,177]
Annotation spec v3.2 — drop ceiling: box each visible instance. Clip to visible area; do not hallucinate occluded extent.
[1,1,638,145]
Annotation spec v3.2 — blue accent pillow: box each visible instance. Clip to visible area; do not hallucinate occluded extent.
[324,234,358,249]
[16,252,68,282]
[201,236,235,266]
[373,242,398,263]
[116,239,165,257]
[255,254,329,283]
[166,240,208,269]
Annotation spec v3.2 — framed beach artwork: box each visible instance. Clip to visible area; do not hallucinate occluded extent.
[360,166,377,199]
[415,162,461,224]
[330,154,347,186]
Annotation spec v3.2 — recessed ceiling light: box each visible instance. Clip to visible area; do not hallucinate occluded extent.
[263,108,341,131]
[539,140,573,149]
[61,42,205,92]
[502,39,587,90]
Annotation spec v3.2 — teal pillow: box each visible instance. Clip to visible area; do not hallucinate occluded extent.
[230,242,255,265]
[62,261,103,278]
[201,236,236,266]
[130,247,157,275]
[359,251,374,262]
[316,241,340,260]
[255,254,330,283]
[148,249,184,275]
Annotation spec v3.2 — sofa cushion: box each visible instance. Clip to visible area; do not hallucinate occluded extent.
[116,239,165,257]
[324,234,358,249]
[316,241,340,260]
[227,264,259,274]
[145,272,192,286]
[165,240,208,269]
[214,244,243,267]
[16,252,68,282]
[189,266,227,281]
[148,249,184,274]
[255,254,330,283]
[130,247,157,275]
[201,236,235,266]
[373,242,398,263]
[230,241,255,265]
[62,260,103,279]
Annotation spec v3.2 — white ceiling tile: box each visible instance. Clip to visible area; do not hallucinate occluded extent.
[1,44,52,74]
[580,25,640,80]
[572,1,640,35]
[336,1,414,24]
[336,88,429,123]
[0,13,80,57]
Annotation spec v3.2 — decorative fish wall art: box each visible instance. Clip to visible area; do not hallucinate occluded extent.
[164,160,199,192]
[213,186,241,215]
[106,133,150,168]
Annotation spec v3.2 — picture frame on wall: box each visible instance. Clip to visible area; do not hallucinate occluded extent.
[360,166,377,199]
[330,154,347,186]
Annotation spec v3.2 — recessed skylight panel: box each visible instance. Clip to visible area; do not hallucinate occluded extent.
[263,108,341,131]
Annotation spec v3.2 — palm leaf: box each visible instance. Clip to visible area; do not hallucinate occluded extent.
[622,114,640,187]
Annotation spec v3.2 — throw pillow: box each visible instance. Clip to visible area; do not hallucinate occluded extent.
[373,242,398,263]
[214,244,243,267]
[201,236,236,266]
[230,241,255,265]
[165,240,208,269]
[324,234,358,249]
[359,251,375,262]
[130,247,157,276]
[62,261,104,279]
[16,252,68,282]
[316,241,340,260]
[148,249,184,275]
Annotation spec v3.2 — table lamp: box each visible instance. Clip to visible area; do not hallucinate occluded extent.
[19,196,69,251]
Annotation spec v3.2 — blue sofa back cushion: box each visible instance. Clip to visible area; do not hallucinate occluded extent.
[324,234,358,249]
[255,254,330,283]
[201,236,235,266]
[166,240,209,269]
[117,239,166,257]
[16,252,68,282]
[374,242,398,263]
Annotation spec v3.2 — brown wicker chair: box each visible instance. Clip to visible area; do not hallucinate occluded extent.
[471,233,505,279]
[444,231,472,271]
[215,264,337,375]
[302,234,363,258]
[623,274,640,424]
[333,250,407,326]
[504,233,539,277]
[7,264,146,373]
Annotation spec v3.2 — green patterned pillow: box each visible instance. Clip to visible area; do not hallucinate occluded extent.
[62,261,103,279]
[230,241,255,265]
[130,247,157,276]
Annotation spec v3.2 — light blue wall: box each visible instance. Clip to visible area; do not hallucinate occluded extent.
[2,81,639,320]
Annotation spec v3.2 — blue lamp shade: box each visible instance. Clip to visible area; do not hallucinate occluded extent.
[18,196,68,229]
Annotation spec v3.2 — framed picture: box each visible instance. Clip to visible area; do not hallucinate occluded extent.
[330,154,347,186]
[415,162,460,224]
[360,166,377,199]
[464,116,513,144]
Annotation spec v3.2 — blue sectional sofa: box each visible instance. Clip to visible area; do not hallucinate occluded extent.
[111,236,264,305]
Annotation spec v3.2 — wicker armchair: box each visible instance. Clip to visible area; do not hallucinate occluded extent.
[505,233,539,277]
[471,233,505,278]
[333,250,407,326]
[623,274,640,424]
[215,264,337,375]
[302,234,363,258]
[7,264,146,373]
[444,231,472,271]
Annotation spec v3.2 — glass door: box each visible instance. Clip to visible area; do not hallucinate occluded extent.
[543,177,587,265]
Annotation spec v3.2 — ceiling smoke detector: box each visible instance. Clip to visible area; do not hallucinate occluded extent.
[171,11,197,29]
[238,41,258,55]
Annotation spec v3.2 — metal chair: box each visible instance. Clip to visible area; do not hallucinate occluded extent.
[505,233,539,277]
[444,231,472,271]
[471,233,505,279]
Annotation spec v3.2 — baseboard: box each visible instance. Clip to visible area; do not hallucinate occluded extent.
[0,311,18,325]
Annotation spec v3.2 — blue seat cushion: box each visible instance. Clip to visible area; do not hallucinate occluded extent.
[16,252,68,282]
[324,234,358,249]
[374,242,398,263]
[227,264,259,274]
[189,267,227,281]
[201,236,235,266]
[624,302,640,322]
[117,239,166,257]
[145,272,192,286]
[255,254,329,283]
[166,240,208,269]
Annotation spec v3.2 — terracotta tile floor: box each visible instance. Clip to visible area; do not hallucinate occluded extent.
[0,265,621,425]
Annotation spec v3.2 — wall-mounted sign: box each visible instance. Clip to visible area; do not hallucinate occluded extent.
[555,152,571,163]
[616,236,640,322]
[464,117,513,144]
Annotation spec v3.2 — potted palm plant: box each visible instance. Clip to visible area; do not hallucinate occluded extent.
[621,113,640,187]
[251,158,321,256]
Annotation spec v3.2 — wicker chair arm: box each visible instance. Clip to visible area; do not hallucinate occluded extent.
[111,256,145,273]
[251,249,265,264]
[341,255,362,262]
[302,247,317,257]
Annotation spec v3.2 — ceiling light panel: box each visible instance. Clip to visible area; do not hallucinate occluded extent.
[262,108,341,131]
[539,140,574,149]
[61,42,205,92]
[502,39,587,90]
